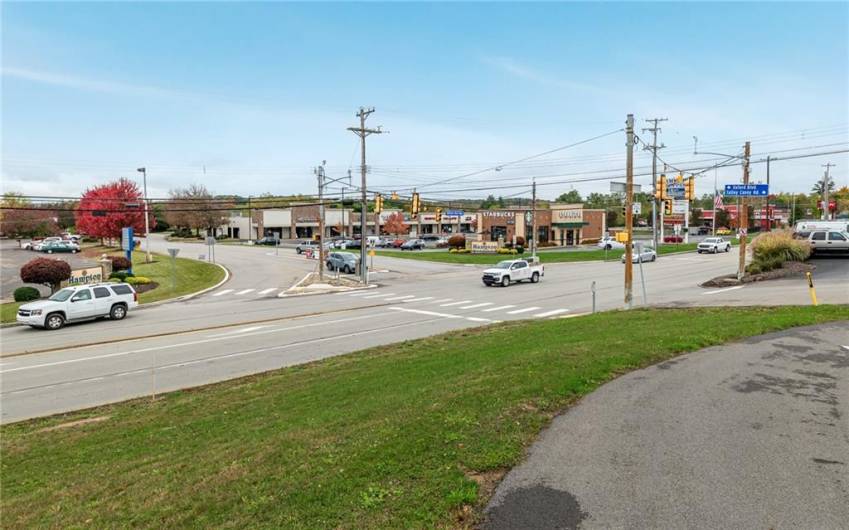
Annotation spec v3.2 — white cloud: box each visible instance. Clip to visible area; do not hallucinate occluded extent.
[480,55,604,94]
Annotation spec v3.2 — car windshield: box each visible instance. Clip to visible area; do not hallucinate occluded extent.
[704,238,718,243]
[49,288,74,302]
[494,261,513,269]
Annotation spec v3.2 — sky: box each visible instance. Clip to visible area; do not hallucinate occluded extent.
[2,1,848,203]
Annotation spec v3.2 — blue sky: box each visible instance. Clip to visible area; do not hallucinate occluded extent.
[2,2,847,201]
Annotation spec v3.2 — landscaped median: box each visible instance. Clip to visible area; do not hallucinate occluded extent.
[0,250,226,323]
[2,305,847,528]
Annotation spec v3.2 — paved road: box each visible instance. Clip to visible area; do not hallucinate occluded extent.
[1,244,846,422]
[485,322,849,530]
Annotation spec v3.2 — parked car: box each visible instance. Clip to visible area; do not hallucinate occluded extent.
[621,246,657,263]
[697,237,731,254]
[716,228,732,235]
[295,240,330,254]
[41,241,80,254]
[400,239,425,251]
[807,230,849,254]
[482,258,544,287]
[256,236,279,246]
[30,237,62,251]
[16,283,138,330]
[597,235,624,250]
[421,235,443,248]
[695,226,711,235]
[390,238,405,248]
[326,252,359,273]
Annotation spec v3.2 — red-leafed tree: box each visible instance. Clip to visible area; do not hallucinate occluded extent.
[75,178,153,244]
[21,257,72,293]
[382,212,409,235]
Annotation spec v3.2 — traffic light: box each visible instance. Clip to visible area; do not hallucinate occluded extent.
[435,207,443,223]
[411,192,420,216]
[685,176,696,201]
[374,193,383,214]
[656,174,667,201]
[664,199,673,215]
[675,173,684,183]
[391,191,399,200]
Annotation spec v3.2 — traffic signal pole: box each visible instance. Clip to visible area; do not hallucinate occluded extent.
[624,114,635,309]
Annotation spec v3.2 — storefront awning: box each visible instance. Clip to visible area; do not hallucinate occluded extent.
[553,222,589,228]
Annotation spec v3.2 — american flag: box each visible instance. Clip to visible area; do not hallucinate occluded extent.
[714,192,724,210]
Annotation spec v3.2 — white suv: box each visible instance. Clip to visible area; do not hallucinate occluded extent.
[697,237,731,254]
[17,283,138,330]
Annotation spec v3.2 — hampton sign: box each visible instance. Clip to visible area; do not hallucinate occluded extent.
[62,267,104,287]
[471,241,499,254]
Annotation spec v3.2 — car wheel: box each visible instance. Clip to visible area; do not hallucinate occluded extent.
[501,276,510,287]
[45,313,64,330]
[110,304,127,320]
[712,247,717,254]
[725,246,730,252]
[47,250,53,254]
[296,249,302,254]
[697,250,702,254]
[71,249,77,253]
[531,272,540,283]
[651,255,656,262]
[344,265,351,274]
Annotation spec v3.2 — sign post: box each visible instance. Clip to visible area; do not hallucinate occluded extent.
[121,227,134,275]
[167,248,180,290]
[205,236,216,263]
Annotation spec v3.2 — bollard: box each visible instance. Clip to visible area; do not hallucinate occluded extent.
[591,281,597,313]
[806,272,818,306]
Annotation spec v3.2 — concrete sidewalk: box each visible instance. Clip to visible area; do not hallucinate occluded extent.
[484,321,849,530]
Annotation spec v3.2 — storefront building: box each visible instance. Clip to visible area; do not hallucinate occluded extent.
[550,204,605,245]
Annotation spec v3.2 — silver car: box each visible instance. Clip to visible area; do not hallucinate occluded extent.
[326,252,359,273]
[621,246,657,263]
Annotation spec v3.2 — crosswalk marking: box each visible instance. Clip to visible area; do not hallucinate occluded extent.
[258,288,277,295]
[388,306,497,323]
[459,302,493,310]
[385,295,416,301]
[348,291,375,297]
[440,300,471,307]
[236,288,255,295]
[212,289,234,297]
[432,298,453,304]
[403,296,434,303]
[534,309,569,318]
[482,305,516,312]
[507,306,540,315]
[361,292,395,299]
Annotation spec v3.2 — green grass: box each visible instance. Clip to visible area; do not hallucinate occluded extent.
[2,305,846,528]
[1,251,225,322]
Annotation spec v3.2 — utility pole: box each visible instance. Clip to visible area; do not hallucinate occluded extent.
[347,107,384,284]
[765,156,771,231]
[642,118,667,252]
[624,114,635,308]
[737,141,751,281]
[712,168,718,236]
[531,178,537,258]
[136,167,152,263]
[315,162,327,281]
[247,196,253,241]
[821,162,835,220]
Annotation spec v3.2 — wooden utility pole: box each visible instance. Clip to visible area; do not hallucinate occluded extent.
[642,117,667,252]
[821,162,835,220]
[737,141,751,280]
[347,107,384,284]
[531,178,537,257]
[624,114,635,308]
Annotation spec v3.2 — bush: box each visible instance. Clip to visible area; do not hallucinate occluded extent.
[109,256,132,271]
[497,248,518,255]
[515,236,525,247]
[14,286,41,302]
[515,246,525,254]
[449,248,458,254]
[539,241,556,248]
[215,234,230,240]
[109,271,134,281]
[125,276,152,285]
[457,248,471,254]
[20,258,71,292]
[447,234,466,249]
[748,230,811,274]
[664,235,684,243]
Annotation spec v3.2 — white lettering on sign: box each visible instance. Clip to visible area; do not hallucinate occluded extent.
[482,211,514,218]
[554,209,583,222]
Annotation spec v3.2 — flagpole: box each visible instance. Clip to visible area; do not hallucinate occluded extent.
[712,168,717,236]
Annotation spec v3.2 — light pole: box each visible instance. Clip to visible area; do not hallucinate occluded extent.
[136,167,152,263]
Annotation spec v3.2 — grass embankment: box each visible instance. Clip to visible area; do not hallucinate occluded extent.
[1,249,225,322]
[2,305,847,528]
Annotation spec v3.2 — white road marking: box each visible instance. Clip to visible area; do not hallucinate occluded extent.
[258,288,277,295]
[483,305,516,312]
[347,291,374,297]
[459,302,494,310]
[209,325,269,338]
[402,297,434,303]
[702,285,745,295]
[534,309,570,318]
[431,298,453,304]
[507,306,541,315]
[361,292,395,299]
[212,289,234,297]
[388,306,496,323]
[236,288,256,295]
[440,300,471,307]
[466,317,493,322]
[385,295,416,301]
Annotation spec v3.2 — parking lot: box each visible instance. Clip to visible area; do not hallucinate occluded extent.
[0,239,98,300]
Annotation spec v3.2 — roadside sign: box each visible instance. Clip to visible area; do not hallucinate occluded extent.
[667,183,686,199]
[724,184,768,197]
[611,182,642,194]
[631,203,642,214]
[738,228,747,239]
[446,210,464,217]
[672,200,688,214]
[62,267,104,287]
[615,231,629,243]
[167,248,180,258]
[205,236,216,246]
[121,227,134,251]
[368,249,376,257]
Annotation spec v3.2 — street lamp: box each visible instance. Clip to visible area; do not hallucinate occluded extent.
[137,167,152,263]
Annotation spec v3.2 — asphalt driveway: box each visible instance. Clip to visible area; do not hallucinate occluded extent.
[0,239,97,300]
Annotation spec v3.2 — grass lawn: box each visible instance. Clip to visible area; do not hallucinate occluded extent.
[2,305,846,528]
[0,250,225,322]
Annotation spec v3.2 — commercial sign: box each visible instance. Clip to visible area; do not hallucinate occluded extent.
[445,210,464,217]
[672,200,688,215]
[724,184,769,197]
[481,211,514,218]
[667,183,686,199]
[63,267,103,287]
[471,241,499,254]
[553,209,583,222]
[121,227,134,251]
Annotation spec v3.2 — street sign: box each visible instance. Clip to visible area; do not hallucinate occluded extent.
[724,184,768,197]
[667,183,686,199]
[611,182,642,194]
[446,210,464,217]
[738,227,747,239]
[368,249,376,257]
[167,248,180,258]
[205,236,216,246]
[631,203,642,214]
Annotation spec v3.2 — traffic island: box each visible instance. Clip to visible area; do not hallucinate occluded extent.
[702,261,816,287]
[281,271,374,297]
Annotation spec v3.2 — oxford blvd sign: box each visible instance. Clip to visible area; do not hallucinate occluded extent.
[724,184,768,197]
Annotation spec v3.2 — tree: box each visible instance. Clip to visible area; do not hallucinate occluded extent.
[811,178,836,195]
[555,190,583,203]
[690,208,703,227]
[1,207,61,238]
[606,209,620,228]
[382,212,409,235]
[715,208,731,229]
[20,257,71,293]
[480,194,498,209]
[165,185,229,236]
[76,178,152,244]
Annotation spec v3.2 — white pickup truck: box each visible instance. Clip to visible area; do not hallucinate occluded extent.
[482,258,544,287]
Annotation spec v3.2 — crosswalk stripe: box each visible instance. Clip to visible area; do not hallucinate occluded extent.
[236,289,256,295]
[348,291,374,297]
[482,305,516,312]
[361,293,395,299]
[388,306,497,323]
[385,295,416,301]
[534,309,570,318]
[459,302,493,310]
[212,289,234,297]
[440,300,471,307]
[403,297,434,303]
[507,306,540,315]
[431,298,453,304]
[258,288,277,295]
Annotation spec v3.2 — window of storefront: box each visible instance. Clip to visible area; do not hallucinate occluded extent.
[296,227,314,238]
[490,226,507,242]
